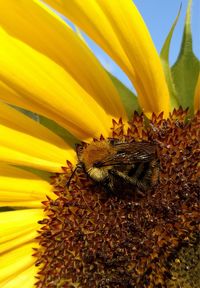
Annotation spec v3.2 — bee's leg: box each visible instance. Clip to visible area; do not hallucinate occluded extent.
[136,160,160,191]
[102,176,114,194]
[110,170,149,200]
[102,173,122,196]
[66,163,83,188]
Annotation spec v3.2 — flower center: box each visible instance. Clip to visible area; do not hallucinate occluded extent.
[35,109,200,288]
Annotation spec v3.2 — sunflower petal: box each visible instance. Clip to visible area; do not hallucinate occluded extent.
[0,164,55,208]
[3,0,126,118]
[44,0,170,116]
[0,101,70,147]
[0,210,41,285]
[44,0,132,76]
[1,266,37,288]
[0,242,36,283]
[0,30,113,139]
[0,102,75,172]
[0,0,127,138]
[0,231,37,254]
[0,209,43,243]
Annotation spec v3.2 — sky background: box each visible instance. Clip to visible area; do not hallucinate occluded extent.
[78,0,200,91]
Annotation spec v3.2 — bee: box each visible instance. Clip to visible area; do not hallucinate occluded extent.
[69,140,159,195]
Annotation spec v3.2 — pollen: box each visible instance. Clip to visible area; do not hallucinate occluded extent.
[35,108,200,288]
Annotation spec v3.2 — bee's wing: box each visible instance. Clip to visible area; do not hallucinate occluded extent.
[100,142,156,166]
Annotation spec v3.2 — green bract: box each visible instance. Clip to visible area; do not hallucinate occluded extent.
[161,0,199,112]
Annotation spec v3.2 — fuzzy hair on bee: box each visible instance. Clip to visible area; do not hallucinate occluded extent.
[68,140,159,195]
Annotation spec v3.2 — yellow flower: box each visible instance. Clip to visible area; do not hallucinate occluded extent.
[0,1,199,287]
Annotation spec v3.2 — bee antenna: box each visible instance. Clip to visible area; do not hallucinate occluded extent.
[66,163,83,188]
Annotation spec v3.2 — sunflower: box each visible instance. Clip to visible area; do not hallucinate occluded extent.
[0,0,199,288]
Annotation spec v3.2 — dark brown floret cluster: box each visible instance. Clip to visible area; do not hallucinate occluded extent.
[34,108,200,288]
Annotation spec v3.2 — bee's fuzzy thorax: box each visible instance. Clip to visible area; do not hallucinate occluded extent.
[80,141,114,170]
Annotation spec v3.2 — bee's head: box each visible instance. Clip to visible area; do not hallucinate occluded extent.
[78,141,114,182]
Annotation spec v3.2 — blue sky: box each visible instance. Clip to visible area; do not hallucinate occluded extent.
[79,0,199,91]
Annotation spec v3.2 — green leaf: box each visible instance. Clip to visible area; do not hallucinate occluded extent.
[107,71,140,118]
[171,0,200,111]
[11,104,40,122]
[160,5,182,109]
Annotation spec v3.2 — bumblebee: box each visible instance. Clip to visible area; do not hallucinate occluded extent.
[72,140,159,194]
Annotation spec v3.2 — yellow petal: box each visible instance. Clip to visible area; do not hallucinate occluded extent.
[0,210,42,285]
[1,266,37,288]
[194,73,200,112]
[1,201,45,209]
[0,102,75,172]
[0,242,36,283]
[0,209,43,243]
[0,231,37,254]
[45,0,170,116]
[0,0,127,139]
[0,0,126,120]
[44,0,132,76]
[0,146,66,173]
[0,101,69,147]
[0,164,55,208]
[0,29,112,139]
